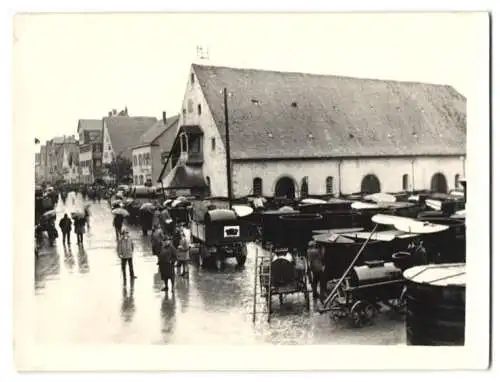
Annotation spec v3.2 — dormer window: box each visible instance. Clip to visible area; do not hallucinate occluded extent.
[191,73,195,85]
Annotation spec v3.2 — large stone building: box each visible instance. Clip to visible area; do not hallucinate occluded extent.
[131,112,178,186]
[160,64,466,198]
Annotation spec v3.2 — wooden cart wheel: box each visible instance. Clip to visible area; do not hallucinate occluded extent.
[363,303,377,325]
[349,300,366,328]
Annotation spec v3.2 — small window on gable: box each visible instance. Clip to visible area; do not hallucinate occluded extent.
[187,99,194,113]
[211,137,216,151]
[191,73,195,85]
[402,174,409,191]
[197,104,202,115]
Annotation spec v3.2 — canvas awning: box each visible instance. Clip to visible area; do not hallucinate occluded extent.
[161,163,208,190]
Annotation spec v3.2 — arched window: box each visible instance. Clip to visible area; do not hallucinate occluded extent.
[138,154,142,166]
[134,175,138,185]
[139,175,144,185]
[360,174,381,194]
[326,176,333,194]
[402,174,409,191]
[454,174,460,188]
[430,172,448,193]
[300,177,309,198]
[253,177,263,196]
[133,155,137,166]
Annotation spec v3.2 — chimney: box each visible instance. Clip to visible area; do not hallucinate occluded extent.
[162,111,167,125]
[108,111,112,117]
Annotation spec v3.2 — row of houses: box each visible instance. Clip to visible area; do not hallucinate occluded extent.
[36,63,467,198]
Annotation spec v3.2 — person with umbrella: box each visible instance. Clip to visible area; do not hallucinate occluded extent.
[59,213,72,246]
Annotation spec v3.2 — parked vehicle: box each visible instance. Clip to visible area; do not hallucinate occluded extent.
[190,208,254,269]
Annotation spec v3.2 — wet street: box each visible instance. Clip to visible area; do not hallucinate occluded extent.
[34,193,405,345]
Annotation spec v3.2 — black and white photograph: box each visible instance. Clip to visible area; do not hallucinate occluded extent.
[11,9,490,372]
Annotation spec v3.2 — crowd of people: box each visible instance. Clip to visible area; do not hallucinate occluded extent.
[115,218,191,293]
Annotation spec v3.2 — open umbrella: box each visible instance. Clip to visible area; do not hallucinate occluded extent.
[232,205,254,217]
[163,199,173,207]
[71,211,85,219]
[111,200,124,208]
[351,201,381,210]
[140,202,156,211]
[364,192,397,203]
[278,206,295,212]
[112,208,130,217]
[301,198,327,205]
[43,210,57,218]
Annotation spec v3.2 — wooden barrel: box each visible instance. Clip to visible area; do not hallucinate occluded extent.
[403,263,466,346]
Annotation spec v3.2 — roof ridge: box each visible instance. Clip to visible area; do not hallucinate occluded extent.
[192,63,459,90]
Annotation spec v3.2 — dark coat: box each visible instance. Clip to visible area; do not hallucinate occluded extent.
[59,217,72,233]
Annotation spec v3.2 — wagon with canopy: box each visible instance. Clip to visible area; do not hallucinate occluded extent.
[318,214,451,327]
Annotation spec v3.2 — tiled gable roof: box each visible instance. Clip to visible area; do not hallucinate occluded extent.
[192,64,466,159]
[134,115,179,148]
[78,119,102,132]
[104,116,158,161]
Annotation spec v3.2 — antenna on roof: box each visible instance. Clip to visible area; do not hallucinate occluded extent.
[196,45,210,61]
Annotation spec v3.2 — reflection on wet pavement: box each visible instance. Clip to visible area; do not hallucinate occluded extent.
[34,193,405,345]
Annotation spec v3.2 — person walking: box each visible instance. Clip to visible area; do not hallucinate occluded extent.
[74,216,86,245]
[58,213,72,246]
[176,229,190,277]
[307,241,327,301]
[84,204,91,229]
[118,230,136,284]
[151,224,165,257]
[158,238,177,292]
[113,213,125,240]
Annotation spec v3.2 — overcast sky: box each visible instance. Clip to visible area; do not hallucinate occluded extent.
[13,12,484,143]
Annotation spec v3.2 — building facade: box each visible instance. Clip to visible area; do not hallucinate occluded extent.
[132,113,179,186]
[161,64,466,198]
[77,119,103,184]
[101,115,157,183]
[39,136,79,184]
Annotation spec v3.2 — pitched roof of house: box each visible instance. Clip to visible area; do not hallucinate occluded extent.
[133,115,179,149]
[192,64,466,160]
[78,119,102,132]
[104,116,158,160]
